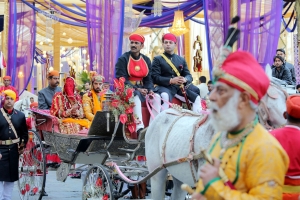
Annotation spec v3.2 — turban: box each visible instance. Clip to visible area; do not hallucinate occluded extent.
[214,51,270,104]
[129,33,145,43]
[30,102,38,108]
[162,33,177,43]
[90,71,104,83]
[286,95,300,119]
[3,76,11,81]
[3,89,16,100]
[48,70,59,78]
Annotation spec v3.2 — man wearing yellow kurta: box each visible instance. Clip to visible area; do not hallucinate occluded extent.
[82,73,106,121]
[192,50,289,200]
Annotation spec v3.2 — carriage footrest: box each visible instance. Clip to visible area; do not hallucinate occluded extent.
[118,148,136,152]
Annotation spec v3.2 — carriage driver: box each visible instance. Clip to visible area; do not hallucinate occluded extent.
[115,33,161,136]
[0,89,28,200]
[192,51,289,199]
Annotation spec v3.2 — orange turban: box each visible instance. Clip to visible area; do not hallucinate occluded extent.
[3,76,11,81]
[286,95,300,119]
[129,33,145,43]
[3,89,16,100]
[48,70,59,78]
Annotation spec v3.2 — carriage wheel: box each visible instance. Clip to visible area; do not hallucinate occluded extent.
[82,164,113,200]
[18,130,46,200]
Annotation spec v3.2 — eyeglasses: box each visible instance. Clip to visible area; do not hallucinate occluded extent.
[51,77,60,80]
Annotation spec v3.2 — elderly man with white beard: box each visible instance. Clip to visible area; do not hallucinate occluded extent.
[192,51,289,200]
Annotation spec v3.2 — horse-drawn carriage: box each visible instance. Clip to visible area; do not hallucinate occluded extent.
[17,91,186,200]
[16,75,291,200]
[17,108,145,199]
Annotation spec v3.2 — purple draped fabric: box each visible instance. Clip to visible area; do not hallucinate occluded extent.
[205,0,282,70]
[86,0,124,83]
[7,1,36,95]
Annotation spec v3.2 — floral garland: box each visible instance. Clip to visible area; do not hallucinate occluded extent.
[110,77,136,133]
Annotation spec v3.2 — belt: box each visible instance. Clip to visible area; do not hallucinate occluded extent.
[0,138,20,145]
[283,185,300,193]
[129,80,143,85]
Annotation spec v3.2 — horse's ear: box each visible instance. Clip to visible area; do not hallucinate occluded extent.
[265,64,272,80]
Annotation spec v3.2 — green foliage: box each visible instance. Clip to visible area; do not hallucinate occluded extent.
[76,71,90,92]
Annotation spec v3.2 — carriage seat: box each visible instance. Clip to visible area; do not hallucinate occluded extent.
[141,98,182,127]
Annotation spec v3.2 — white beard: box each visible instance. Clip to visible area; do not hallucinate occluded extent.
[209,90,241,132]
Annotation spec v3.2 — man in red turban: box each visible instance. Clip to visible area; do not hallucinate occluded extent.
[0,76,19,104]
[271,95,300,200]
[192,51,289,199]
[151,33,202,113]
[115,34,161,137]
[115,33,161,199]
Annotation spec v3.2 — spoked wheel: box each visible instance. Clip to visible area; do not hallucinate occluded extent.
[18,130,46,200]
[82,164,113,200]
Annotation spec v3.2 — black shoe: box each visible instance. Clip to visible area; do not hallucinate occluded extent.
[41,191,48,196]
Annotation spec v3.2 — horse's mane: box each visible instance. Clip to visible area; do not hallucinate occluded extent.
[271,77,287,87]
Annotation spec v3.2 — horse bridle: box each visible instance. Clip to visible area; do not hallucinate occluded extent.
[258,83,288,130]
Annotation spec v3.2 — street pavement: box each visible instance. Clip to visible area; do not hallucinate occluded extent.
[12,171,83,200]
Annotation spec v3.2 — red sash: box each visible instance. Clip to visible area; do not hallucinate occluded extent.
[127,56,149,81]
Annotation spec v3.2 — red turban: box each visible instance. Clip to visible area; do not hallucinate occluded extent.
[48,70,59,78]
[286,95,300,119]
[162,33,177,43]
[3,76,11,81]
[214,51,270,104]
[129,34,145,43]
[30,102,38,109]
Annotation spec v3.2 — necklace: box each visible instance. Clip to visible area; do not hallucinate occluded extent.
[219,116,258,158]
[7,111,14,119]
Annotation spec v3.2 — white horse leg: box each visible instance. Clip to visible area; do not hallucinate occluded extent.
[150,169,168,200]
[171,176,187,200]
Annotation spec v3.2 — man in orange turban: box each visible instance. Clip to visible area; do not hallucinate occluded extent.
[272,95,300,200]
[38,70,62,109]
[0,75,19,104]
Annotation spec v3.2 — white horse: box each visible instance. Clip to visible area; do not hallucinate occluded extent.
[145,78,287,199]
[14,97,31,117]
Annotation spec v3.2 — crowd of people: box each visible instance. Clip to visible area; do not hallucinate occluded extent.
[0,32,300,200]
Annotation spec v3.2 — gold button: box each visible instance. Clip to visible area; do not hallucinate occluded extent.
[135,66,140,71]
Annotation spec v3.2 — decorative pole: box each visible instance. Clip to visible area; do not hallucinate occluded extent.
[295,0,300,85]
[1,0,9,78]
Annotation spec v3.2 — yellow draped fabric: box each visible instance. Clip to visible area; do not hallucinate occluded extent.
[62,118,91,129]
[201,123,289,199]
[82,90,105,121]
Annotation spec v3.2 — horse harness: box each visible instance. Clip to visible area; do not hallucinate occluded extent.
[258,82,288,129]
[161,110,208,183]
